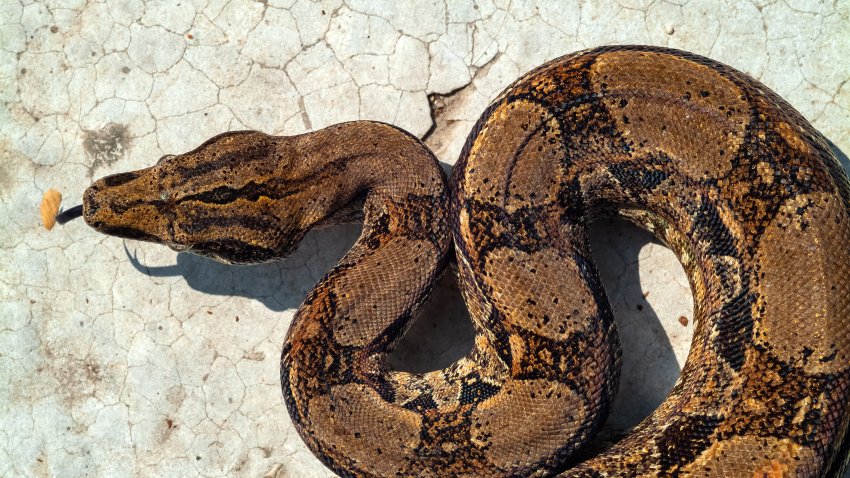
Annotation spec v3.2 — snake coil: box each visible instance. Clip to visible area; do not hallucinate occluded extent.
[71,46,850,477]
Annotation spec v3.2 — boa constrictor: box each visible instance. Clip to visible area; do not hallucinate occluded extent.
[59,46,850,476]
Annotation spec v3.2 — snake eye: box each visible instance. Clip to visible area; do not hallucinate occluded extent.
[157,154,175,165]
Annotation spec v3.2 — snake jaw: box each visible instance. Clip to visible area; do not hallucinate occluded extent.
[166,242,191,253]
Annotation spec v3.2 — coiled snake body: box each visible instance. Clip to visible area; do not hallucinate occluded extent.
[69,46,850,476]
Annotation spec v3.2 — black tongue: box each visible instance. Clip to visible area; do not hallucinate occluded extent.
[55,204,83,225]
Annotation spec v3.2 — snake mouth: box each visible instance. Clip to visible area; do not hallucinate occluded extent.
[167,242,191,253]
[94,226,163,243]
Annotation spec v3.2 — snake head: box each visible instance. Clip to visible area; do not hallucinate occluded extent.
[83,131,312,264]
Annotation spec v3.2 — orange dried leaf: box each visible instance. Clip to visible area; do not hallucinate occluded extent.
[40,188,62,230]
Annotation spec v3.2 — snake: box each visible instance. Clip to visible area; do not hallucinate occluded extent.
[56,45,850,476]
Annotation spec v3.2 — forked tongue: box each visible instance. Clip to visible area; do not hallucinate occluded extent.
[55,204,84,225]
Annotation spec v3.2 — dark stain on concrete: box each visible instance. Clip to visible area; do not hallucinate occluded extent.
[84,123,130,174]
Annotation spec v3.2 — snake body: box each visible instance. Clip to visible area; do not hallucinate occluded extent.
[76,46,850,476]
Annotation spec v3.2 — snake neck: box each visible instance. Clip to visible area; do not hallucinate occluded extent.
[280,122,454,464]
[283,122,449,231]
[281,120,454,355]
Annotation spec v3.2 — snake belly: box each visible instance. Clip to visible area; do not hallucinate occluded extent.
[76,45,850,477]
[280,45,850,477]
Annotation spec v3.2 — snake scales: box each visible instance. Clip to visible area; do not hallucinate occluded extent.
[62,45,850,476]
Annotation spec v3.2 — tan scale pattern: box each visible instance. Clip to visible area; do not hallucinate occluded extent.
[470,378,587,472]
[308,383,424,475]
[756,192,850,375]
[591,50,750,181]
[680,435,820,477]
[332,237,440,347]
[485,247,599,341]
[77,46,850,477]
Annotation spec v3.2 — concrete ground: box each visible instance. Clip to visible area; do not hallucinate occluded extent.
[1,0,848,476]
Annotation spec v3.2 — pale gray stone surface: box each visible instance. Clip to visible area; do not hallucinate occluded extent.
[1,1,848,476]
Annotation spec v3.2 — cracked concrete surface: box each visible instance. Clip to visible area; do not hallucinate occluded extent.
[1,0,849,476]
